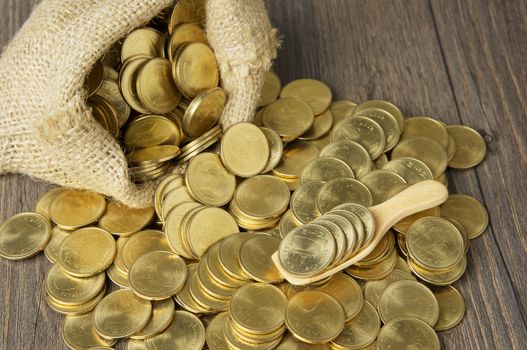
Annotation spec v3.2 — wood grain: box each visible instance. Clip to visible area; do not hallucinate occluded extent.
[1,0,526,349]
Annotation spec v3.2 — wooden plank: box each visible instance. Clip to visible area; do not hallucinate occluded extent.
[0,0,525,349]
[429,0,527,326]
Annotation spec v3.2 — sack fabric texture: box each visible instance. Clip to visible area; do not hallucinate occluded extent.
[0,0,277,207]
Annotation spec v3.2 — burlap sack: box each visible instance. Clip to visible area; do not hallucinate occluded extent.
[0,0,277,208]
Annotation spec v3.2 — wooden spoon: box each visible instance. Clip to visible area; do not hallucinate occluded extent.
[272,180,449,285]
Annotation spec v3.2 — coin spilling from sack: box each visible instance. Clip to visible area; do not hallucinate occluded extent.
[0,7,489,350]
[85,1,225,183]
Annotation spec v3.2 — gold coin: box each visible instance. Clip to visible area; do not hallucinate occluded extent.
[58,227,116,277]
[95,77,131,128]
[262,98,315,141]
[320,214,357,259]
[197,256,238,299]
[188,270,229,311]
[378,280,439,326]
[35,187,66,220]
[291,181,325,224]
[239,235,283,283]
[186,207,239,258]
[274,141,320,179]
[446,134,457,161]
[394,256,412,273]
[176,131,223,164]
[62,312,116,350]
[172,42,219,98]
[86,61,105,97]
[128,145,180,165]
[165,202,202,256]
[107,264,130,288]
[121,28,165,63]
[279,209,301,238]
[377,318,440,350]
[401,116,449,149]
[259,71,282,107]
[320,140,372,179]
[129,251,187,300]
[119,57,150,114]
[114,236,131,274]
[359,170,406,205]
[440,194,488,239]
[178,124,221,155]
[382,157,433,185]
[168,0,205,34]
[330,301,380,350]
[333,203,375,245]
[408,255,467,286]
[124,115,182,151]
[99,201,154,236]
[174,264,211,314]
[136,58,181,114]
[205,312,230,350]
[279,224,336,276]
[154,174,184,220]
[162,185,196,219]
[300,157,354,185]
[185,152,236,206]
[354,108,400,152]
[373,153,389,169]
[89,94,120,138]
[346,248,397,281]
[168,23,207,60]
[330,116,385,159]
[354,100,404,134]
[44,227,70,263]
[277,332,329,349]
[223,320,283,350]
[218,233,255,282]
[47,286,106,316]
[357,230,395,266]
[447,125,486,168]
[280,79,332,115]
[45,263,105,305]
[0,212,51,260]
[431,285,466,331]
[122,230,171,270]
[260,127,284,173]
[317,178,372,214]
[391,137,447,178]
[234,175,290,219]
[286,291,345,344]
[299,109,334,141]
[309,133,331,151]
[435,171,448,186]
[363,269,416,309]
[208,242,249,287]
[183,87,226,137]
[94,289,152,339]
[131,298,175,339]
[393,206,440,234]
[230,283,287,334]
[330,100,357,126]
[444,217,470,253]
[316,273,363,321]
[407,217,464,271]
[221,123,270,177]
[49,189,106,230]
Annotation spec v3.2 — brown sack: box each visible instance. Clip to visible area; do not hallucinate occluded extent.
[0,0,277,207]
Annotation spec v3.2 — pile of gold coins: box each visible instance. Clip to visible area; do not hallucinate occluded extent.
[86,0,226,182]
[0,2,491,347]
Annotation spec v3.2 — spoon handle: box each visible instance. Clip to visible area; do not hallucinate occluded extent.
[272,180,449,285]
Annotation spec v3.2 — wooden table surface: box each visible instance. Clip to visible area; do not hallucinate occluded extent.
[1,0,526,349]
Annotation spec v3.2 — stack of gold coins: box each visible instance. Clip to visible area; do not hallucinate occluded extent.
[85,0,225,183]
[1,55,490,348]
